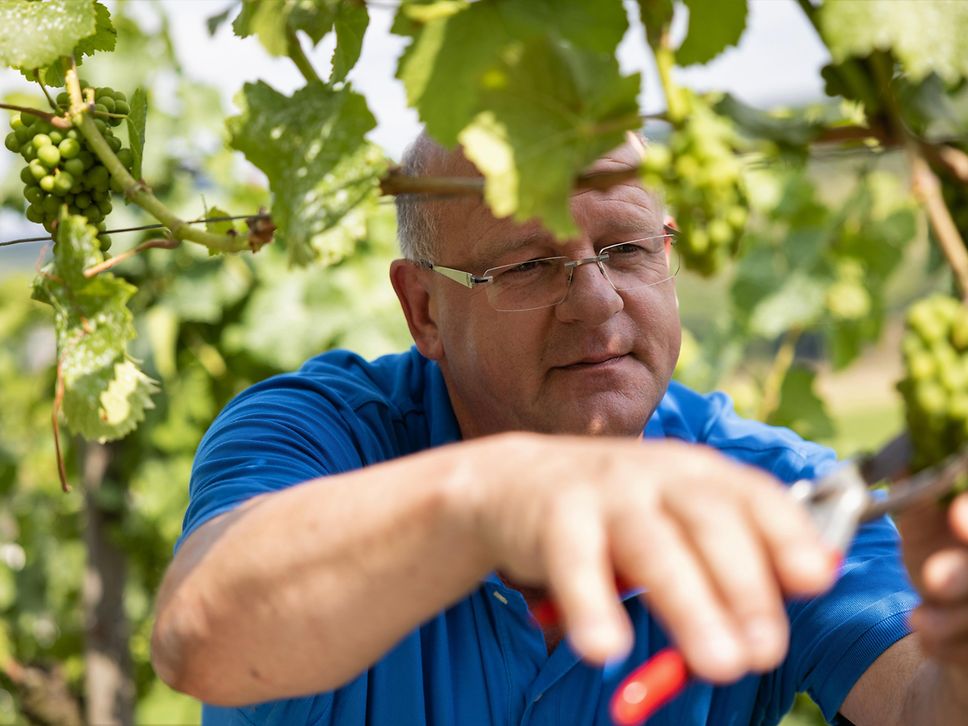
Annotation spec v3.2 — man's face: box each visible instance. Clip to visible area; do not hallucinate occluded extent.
[423,149,681,439]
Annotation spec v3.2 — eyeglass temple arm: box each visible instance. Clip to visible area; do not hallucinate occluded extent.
[424,263,491,289]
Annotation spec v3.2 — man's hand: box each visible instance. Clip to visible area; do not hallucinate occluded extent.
[461,433,840,683]
[837,490,968,725]
[900,491,968,670]
[154,431,838,705]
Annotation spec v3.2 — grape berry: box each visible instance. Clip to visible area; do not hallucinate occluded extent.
[5,84,133,251]
[640,90,748,277]
[899,294,968,480]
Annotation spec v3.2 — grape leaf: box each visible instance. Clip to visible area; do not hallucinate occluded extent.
[226,80,386,265]
[62,359,158,443]
[75,1,116,57]
[126,87,148,180]
[714,94,823,147]
[332,0,369,82]
[767,365,835,442]
[747,271,826,339]
[9,1,115,87]
[820,0,968,84]
[393,0,628,147]
[157,254,252,324]
[31,215,157,442]
[233,0,339,55]
[459,37,641,237]
[676,0,747,66]
[0,0,96,69]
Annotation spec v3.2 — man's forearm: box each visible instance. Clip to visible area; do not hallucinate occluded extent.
[151,440,493,706]
[899,651,968,724]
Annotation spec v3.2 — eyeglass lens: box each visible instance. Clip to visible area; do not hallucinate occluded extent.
[485,238,680,312]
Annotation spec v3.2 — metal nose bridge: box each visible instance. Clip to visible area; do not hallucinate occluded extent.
[560,253,619,308]
[563,252,611,285]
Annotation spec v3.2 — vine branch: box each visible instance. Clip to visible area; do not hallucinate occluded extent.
[34,70,59,112]
[654,32,686,123]
[0,102,71,128]
[866,53,968,301]
[757,328,802,422]
[52,360,70,493]
[83,237,181,278]
[64,62,264,254]
[909,145,968,302]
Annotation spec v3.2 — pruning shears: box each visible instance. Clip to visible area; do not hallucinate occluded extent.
[530,434,968,726]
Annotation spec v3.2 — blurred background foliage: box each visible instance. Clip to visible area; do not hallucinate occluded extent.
[1,0,967,724]
[0,4,409,722]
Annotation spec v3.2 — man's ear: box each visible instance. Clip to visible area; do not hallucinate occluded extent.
[390,259,443,360]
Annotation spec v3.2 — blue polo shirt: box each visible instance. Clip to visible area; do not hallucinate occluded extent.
[181,347,918,726]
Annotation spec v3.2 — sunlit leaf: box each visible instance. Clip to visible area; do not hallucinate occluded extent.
[459,37,640,237]
[393,0,628,146]
[31,215,156,442]
[820,0,968,84]
[0,0,96,69]
[227,80,385,265]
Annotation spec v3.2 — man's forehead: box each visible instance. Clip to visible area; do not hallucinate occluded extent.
[426,139,658,256]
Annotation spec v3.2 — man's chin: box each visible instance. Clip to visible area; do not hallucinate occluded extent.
[531,400,653,437]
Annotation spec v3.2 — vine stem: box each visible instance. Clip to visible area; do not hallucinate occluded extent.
[53,360,71,493]
[34,70,59,112]
[0,101,71,128]
[757,328,802,422]
[64,62,254,254]
[381,165,644,197]
[866,53,968,302]
[908,144,968,302]
[654,32,686,123]
[287,28,322,84]
[83,237,181,278]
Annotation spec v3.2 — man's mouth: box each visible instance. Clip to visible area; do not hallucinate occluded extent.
[556,353,629,370]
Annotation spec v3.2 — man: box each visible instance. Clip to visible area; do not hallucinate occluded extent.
[152,133,968,725]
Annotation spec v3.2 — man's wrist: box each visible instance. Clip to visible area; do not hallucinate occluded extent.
[901,656,968,724]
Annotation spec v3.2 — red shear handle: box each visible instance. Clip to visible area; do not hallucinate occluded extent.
[609,648,689,726]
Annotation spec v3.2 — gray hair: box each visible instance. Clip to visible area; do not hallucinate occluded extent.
[395,130,661,261]
[395,133,450,262]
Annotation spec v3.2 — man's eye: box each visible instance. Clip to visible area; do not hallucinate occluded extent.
[609,243,647,255]
[507,259,547,274]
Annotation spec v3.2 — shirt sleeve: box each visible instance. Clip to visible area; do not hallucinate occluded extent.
[782,514,919,723]
[176,375,368,551]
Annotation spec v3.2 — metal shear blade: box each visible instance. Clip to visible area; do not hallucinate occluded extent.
[789,433,968,553]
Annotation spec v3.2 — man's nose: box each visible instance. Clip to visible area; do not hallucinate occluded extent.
[554,260,624,324]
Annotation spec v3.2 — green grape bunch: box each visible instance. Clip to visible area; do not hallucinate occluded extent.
[898,295,968,483]
[640,91,748,277]
[4,84,134,252]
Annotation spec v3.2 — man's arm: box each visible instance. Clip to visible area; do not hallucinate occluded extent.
[838,493,968,725]
[151,433,837,707]
[151,438,493,705]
